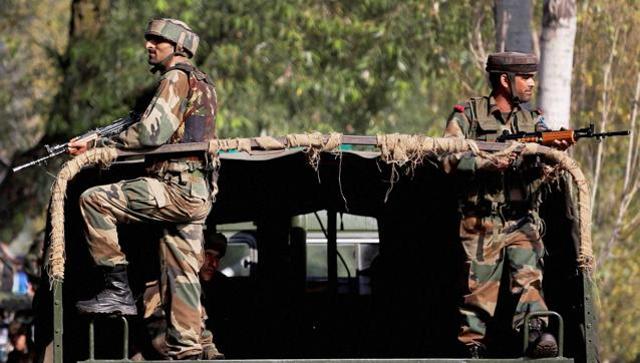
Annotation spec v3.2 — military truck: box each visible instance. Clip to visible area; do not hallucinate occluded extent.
[34,135,598,362]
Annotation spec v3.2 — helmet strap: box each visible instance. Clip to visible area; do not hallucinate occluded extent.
[505,72,525,130]
[149,47,177,74]
[174,49,189,58]
[506,72,521,106]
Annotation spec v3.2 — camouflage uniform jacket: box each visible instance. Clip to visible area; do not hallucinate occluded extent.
[100,62,218,200]
[443,95,549,216]
[445,95,546,141]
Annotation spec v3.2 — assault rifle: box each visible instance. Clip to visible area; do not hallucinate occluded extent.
[12,113,138,173]
[496,123,630,145]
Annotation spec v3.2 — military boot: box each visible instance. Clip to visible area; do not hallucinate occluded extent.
[200,329,225,359]
[76,265,137,315]
[527,317,558,358]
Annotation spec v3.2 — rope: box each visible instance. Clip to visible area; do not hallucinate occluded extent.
[521,144,594,273]
[375,135,595,273]
[286,133,324,148]
[286,132,343,172]
[47,134,594,282]
[254,136,285,150]
[207,138,252,154]
[47,147,119,283]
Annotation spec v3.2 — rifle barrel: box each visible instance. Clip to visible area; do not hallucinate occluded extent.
[12,149,66,173]
[589,130,631,138]
[603,130,631,136]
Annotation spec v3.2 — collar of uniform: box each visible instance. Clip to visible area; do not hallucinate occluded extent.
[487,95,500,115]
[162,61,194,74]
[486,95,507,124]
[486,94,521,125]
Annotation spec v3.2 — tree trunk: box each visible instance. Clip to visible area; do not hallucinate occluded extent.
[0,0,109,243]
[0,1,70,186]
[537,0,577,129]
[494,0,533,53]
[50,0,110,134]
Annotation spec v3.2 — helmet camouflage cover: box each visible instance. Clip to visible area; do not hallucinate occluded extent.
[145,18,199,58]
[485,52,538,74]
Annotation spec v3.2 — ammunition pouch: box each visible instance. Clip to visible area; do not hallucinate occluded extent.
[147,157,203,175]
[146,156,219,202]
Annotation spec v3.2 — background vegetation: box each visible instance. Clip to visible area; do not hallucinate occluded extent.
[0,1,638,361]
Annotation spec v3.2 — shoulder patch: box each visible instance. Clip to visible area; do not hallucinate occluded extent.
[453,104,465,113]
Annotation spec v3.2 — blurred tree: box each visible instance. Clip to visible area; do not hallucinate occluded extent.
[494,0,534,53]
[571,1,640,360]
[0,1,639,360]
[0,1,70,185]
[47,0,111,138]
[538,0,577,129]
[1,0,496,244]
[0,0,70,244]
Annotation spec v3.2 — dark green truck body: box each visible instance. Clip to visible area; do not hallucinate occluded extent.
[36,146,597,363]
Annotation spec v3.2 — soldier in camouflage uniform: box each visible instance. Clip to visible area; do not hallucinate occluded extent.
[443,52,561,359]
[69,18,218,360]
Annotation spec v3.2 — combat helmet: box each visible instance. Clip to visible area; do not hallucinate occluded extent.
[485,51,538,104]
[145,18,199,58]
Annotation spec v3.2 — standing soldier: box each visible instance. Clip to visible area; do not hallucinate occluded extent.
[69,18,218,360]
[443,52,563,358]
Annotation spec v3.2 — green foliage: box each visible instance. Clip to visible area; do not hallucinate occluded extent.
[0,0,497,255]
[2,1,640,361]
[0,0,69,243]
[571,1,640,361]
[42,0,495,140]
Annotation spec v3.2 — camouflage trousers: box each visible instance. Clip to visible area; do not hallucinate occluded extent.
[141,280,223,360]
[79,176,211,358]
[458,212,548,347]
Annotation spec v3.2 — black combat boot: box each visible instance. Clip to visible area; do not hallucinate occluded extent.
[76,265,137,315]
[527,317,559,358]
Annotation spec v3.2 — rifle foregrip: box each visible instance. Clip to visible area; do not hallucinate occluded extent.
[540,130,575,145]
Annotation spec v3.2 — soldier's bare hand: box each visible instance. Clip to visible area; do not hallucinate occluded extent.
[68,138,89,156]
[550,139,572,151]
